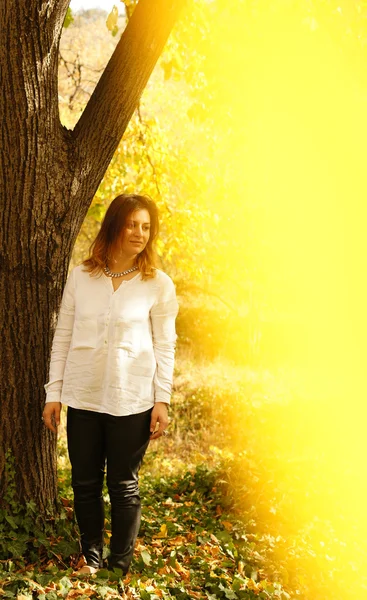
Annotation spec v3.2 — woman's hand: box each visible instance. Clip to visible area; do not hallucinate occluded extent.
[42,402,61,433]
[150,402,169,440]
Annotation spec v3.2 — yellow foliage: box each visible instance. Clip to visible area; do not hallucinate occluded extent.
[106,6,118,33]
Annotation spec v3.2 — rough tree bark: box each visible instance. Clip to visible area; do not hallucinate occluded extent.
[0,0,186,512]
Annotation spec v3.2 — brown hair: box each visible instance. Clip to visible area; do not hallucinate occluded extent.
[82,194,159,279]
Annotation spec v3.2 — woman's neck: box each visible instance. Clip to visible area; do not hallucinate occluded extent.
[108,254,137,273]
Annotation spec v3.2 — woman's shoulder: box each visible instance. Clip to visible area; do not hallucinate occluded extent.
[154,268,173,281]
[149,270,177,304]
[152,269,176,288]
[68,264,86,278]
[68,263,102,283]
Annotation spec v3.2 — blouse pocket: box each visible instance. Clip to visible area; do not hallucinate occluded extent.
[71,318,98,350]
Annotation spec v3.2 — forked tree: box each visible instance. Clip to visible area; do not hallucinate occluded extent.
[0,0,186,511]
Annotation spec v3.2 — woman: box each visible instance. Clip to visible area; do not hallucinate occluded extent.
[43,193,178,575]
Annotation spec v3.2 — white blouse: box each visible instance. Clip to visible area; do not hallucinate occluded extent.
[44,265,178,416]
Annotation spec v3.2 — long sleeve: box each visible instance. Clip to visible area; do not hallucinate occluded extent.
[150,275,179,404]
[44,270,75,403]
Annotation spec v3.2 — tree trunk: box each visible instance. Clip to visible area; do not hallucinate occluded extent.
[0,0,186,512]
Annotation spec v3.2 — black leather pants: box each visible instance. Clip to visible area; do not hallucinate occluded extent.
[67,406,152,572]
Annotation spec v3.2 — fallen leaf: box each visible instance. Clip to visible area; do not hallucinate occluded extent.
[169,535,187,545]
[238,560,245,575]
[155,523,168,538]
[141,549,152,566]
[175,560,190,581]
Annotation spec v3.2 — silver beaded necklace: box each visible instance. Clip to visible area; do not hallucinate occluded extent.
[103,264,139,278]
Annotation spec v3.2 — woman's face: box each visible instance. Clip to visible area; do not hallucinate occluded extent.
[119,208,151,257]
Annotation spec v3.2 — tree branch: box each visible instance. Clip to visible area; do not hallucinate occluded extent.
[72,0,187,200]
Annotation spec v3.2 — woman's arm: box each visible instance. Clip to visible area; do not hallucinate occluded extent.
[150,274,179,403]
[43,270,75,432]
[149,274,179,438]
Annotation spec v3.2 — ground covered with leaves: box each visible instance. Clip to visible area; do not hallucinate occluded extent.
[0,463,290,599]
[1,356,366,599]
